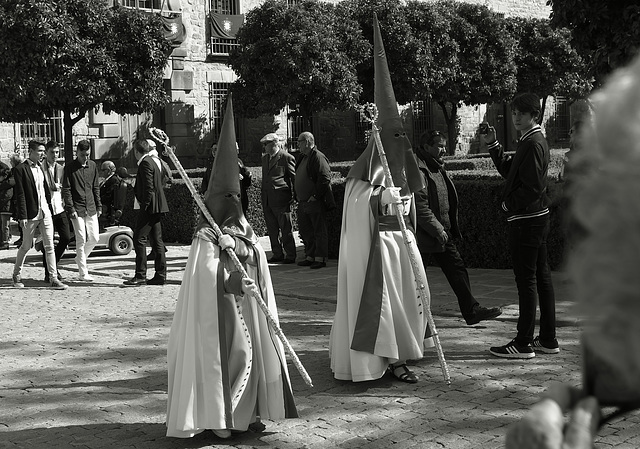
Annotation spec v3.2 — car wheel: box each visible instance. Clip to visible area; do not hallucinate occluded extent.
[110,234,133,256]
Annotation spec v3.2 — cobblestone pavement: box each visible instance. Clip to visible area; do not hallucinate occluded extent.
[1,237,638,449]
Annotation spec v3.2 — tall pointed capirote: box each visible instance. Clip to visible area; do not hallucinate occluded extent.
[197,93,256,242]
[348,13,424,196]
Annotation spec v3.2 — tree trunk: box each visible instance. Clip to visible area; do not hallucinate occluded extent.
[540,96,548,125]
[437,101,458,155]
[63,110,75,165]
[63,108,87,164]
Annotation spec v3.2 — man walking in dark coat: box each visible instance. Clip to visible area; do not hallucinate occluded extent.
[295,132,334,269]
[415,130,502,325]
[260,132,296,264]
[124,139,169,286]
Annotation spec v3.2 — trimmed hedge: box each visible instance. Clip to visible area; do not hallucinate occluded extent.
[120,152,568,270]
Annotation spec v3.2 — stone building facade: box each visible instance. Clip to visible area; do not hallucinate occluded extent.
[1,0,575,167]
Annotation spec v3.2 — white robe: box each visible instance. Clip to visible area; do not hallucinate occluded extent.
[166,230,297,437]
[329,178,431,382]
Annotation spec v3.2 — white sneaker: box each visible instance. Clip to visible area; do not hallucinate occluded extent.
[77,274,94,282]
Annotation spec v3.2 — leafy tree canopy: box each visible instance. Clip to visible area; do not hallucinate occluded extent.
[547,0,640,86]
[506,17,593,120]
[339,0,423,105]
[404,0,517,152]
[0,0,171,160]
[229,0,369,130]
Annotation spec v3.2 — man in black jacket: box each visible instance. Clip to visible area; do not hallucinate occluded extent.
[260,133,296,264]
[123,139,169,286]
[12,140,67,289]
[62,139,102,282]
[295,132,334,269]
[482,92,557,359]
[415,130,502,326]
[0,159,14,250]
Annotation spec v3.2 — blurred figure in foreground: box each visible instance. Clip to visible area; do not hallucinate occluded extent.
[506,53,640,449]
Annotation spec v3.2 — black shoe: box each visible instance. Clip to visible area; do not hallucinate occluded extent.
[14,239,22,247]
[297,259,314,267]
[532,336,560,354]
[123,276,147,287]
[44,275,50,284]
[146,276,165,286]
[310,261,326,269]
[57,271,64,281]
[268,256,284,263]
[281,258,296,264]
[465,304,503,325]
[388,364,419,383]
[489,339,535,359]
[0,243,9,250]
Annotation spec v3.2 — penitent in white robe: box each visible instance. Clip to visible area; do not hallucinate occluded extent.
[166,228,297,438]
[329,178,431,382]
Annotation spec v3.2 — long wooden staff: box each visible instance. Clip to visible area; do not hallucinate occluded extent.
[361,105,451,384]
[149,128,313,387]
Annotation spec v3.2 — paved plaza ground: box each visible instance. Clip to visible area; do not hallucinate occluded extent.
[1,235,639,449]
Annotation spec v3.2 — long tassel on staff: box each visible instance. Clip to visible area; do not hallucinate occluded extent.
[361,104,451,385]
[149,127,314,388]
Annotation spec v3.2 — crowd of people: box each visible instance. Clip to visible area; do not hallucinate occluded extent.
[3,14,639,449]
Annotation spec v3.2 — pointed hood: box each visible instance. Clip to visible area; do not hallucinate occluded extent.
[197,93,256,243]
[348,13,424,196]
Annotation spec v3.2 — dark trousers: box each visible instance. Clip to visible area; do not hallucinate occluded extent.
[508,215,556,345]
[42,211,71,278]
[133,211,166,280]
[421,239,477,319]
[297,200,328,261]
[263,203,295,259]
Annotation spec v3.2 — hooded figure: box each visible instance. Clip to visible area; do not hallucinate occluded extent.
[329,14,432,383]
[166,94,297,439]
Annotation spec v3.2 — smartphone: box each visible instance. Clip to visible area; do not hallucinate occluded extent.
[479,123,489,134]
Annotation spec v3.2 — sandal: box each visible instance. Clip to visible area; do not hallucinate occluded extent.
[389,364,419,384]
[212,429,232,439]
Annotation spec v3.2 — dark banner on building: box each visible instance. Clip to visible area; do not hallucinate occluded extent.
[160,14,186,47]
[209,12,244,39]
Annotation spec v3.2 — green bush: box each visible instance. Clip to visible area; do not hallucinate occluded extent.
[121,156,568,270]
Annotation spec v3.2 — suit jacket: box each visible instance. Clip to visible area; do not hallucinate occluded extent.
[135,155,169,214]
[41,159,65,215]
[62,159,101,217]
[101,174,127,215]
[13,160,51,220]
[414,154,461,254]
[261,148,295,208]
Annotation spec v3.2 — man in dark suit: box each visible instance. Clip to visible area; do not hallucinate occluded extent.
[260,133,296,264]
[99,160,127,227]
[40,141,70,283]
[12,140,67,289]
[124,139,169,286]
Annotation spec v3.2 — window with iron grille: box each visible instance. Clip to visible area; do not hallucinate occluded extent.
[211,0,238,15]
[286,106,306,151]
[355,109,372,152]
[286,0,301,6]
[18,112,64,153]
[208,82,232,142]
[120,0,162,9]
[209,0,241,56]
[553,96,571,141]
[412,100,435,145]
